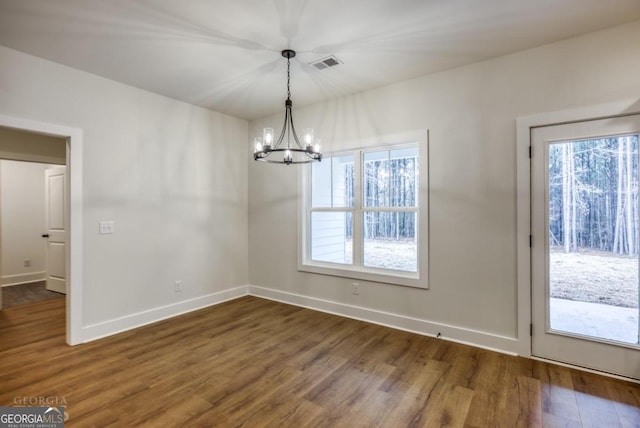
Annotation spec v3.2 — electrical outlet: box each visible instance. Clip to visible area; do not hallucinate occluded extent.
[174,280,182,292]
[99,221,115,234]
[352,282,359,295]
[23,259,31,268]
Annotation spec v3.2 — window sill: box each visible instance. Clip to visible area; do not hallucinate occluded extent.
[297,261,427,289]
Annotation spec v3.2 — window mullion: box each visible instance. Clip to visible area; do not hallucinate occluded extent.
[330,156,334,208]
[362,206,417,213]
[353,151,363,267]
[310,207,355,213]
[387,150,392,208]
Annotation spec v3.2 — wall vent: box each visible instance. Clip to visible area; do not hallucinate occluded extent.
[309,55,343,70]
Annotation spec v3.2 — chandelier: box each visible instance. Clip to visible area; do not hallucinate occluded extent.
[253,49,322,165]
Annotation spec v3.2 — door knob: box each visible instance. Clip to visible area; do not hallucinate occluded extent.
[41,234,49,238]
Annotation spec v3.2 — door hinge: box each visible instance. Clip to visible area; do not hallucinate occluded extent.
[530,323,533,336]
[529,235,532,247]
[528,146,532,158]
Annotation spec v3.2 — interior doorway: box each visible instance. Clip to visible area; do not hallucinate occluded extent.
[0,159,66,308]
[0,114,83,345]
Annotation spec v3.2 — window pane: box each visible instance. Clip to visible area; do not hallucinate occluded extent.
[390,147,418,207]
[311,211,353,264]
[312,155,354,208]
[312,159,331,207]
[332,155,354,208]
[363,211,417,272]
[364,150,390,207]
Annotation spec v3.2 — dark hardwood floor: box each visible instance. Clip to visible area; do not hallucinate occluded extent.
[0,296,638,427]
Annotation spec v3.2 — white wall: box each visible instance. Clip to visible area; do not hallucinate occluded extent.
[0,160,56,286]
[0,45,249,339]
[248,20,640,353]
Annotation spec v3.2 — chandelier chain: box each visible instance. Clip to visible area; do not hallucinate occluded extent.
[286,57,291,100]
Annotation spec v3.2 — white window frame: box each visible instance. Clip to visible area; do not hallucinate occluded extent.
[298,131,429,288]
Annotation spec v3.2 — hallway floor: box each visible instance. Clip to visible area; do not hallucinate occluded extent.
[1,281,64,309]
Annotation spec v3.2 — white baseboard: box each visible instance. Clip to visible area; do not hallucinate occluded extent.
[82,285,249,343]
[1,272,46,287]
[79,283,519,356]
[248,285,519,356]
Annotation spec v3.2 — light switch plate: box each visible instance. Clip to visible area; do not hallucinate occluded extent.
[99,221,115,234]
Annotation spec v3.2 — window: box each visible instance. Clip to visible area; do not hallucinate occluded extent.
[300,135,427,288]
[310,155,355,265]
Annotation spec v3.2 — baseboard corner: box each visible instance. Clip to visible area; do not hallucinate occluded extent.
[81,284,249,343]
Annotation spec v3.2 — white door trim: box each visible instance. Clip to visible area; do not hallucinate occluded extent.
[0,114,83,345]
[516,99,640,358]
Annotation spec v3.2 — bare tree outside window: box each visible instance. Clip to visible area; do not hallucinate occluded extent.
[548,135,639,344]
[308,145,419,274]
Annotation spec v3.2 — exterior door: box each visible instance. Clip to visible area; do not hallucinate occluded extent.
[531,115,640,380]
[45,166,66,294]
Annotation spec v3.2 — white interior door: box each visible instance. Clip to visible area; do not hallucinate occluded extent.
[531,115,640,380]
[45,166,66,294]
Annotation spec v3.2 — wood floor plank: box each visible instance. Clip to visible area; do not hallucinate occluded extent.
[423,384,474,428]
[606,381,640,428]
[1,295,639,427]
[538,363,581,424]
[542,412,584,428]
[572,371,625,428]
[464,373,509,427]
[379,360,451,427]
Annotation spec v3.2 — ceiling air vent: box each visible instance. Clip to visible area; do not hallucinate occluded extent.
[309,55,343,70]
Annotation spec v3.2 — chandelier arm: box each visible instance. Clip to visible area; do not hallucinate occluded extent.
[287,107,304,149]
[304,151,321,160]
[273,107,289,149]
[286,106,293,149]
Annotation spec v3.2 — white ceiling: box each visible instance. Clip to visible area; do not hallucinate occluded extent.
[1,0,639,120]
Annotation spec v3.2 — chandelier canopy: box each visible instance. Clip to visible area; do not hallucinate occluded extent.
[253,49,322,165]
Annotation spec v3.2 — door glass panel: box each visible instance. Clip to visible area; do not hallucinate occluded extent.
[548,135,640,345]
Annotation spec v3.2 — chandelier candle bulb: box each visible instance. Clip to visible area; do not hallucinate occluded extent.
[303,128,314,146]
[263,128,274,148]
[254,137,263,153]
